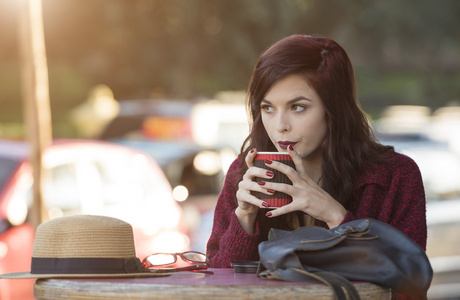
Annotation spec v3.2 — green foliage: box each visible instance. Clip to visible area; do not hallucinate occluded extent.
[0,0,459,136]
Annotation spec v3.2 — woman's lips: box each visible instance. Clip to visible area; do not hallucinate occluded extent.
[278,141,297,150]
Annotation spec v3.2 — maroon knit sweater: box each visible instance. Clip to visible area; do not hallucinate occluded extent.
[206,150,427,268]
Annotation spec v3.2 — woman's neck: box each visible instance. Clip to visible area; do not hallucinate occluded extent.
[301,152,323,184]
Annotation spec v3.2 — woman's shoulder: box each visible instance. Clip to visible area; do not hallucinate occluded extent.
[224,155,244,185]
[356,149,421,188]
[227,155,244,175]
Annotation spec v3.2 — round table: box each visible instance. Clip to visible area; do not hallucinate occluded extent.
[34,268,391,299]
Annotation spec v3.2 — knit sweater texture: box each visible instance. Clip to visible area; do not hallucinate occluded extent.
[206,150,427,268]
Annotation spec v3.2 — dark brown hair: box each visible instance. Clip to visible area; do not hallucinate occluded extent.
[239,34,391,210]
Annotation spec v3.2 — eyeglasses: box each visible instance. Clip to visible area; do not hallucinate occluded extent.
[143,251,206,266]
[142,251,213,275]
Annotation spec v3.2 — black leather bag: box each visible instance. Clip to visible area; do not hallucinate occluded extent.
[258,218,433,299]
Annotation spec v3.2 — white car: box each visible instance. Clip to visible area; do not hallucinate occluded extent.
[0,139,190,300]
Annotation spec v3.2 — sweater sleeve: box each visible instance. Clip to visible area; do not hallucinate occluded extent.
[206,158,262,267]
[341,152,427,250]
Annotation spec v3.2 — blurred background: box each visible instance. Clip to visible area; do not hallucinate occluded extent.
[1,0,460,299]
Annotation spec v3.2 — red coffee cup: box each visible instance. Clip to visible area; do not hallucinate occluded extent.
[254,152,296,208]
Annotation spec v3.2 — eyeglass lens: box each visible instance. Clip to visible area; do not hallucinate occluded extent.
[145,251,206,267]
[181,252,206,263]
[146,253,177,266]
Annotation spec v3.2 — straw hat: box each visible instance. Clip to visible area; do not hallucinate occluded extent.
[0,215,168,279]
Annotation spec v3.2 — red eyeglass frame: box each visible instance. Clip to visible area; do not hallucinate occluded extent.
[142,251,213,275]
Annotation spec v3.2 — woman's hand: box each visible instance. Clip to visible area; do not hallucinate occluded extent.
[235,148,275,233]
[260,147,347,228]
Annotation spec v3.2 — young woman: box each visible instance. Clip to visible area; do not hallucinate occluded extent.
[206,34,427,269]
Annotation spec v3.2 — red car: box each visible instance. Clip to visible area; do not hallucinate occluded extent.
[0,139,189,300]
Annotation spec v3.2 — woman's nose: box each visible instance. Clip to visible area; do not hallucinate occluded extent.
[275,113,291,132]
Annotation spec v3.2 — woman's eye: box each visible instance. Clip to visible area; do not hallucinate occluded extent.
[261,105,274,113]
[291,104,306,112]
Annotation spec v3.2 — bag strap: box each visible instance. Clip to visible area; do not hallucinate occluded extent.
[259,268,361,300]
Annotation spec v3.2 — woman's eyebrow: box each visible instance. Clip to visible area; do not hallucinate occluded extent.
[261,96,312,105]
[287,96,312,104]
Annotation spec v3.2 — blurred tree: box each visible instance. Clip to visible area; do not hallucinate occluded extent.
[1,0,460,136]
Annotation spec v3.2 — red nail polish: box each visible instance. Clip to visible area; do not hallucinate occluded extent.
[267,189,275,194]
[288,144,294,151]
[257,181,266,186]
[250,148,255,153]
[265,159,273,165]
[265,211,272,217]
[266,171,274,177]
[262,202,269,208]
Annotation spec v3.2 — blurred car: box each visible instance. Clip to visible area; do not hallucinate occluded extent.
[98,99,239,253]
[376,132,460,201]
[112,139,235,198]
[99,99,236,201]
[0,139,189,300]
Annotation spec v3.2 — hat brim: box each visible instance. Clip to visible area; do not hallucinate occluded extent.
[0,271,171,279]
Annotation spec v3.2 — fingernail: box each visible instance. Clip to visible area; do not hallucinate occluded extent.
[257,181,266,186]
[250,148,255,153]
[266,171,274,177]
[267,189,275,194]
[288,145,294,151]
[265,211,272,217]
[262,202,269,208]
[265,159,273,165]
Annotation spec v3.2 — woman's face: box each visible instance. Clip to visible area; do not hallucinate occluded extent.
[261,73,328,163]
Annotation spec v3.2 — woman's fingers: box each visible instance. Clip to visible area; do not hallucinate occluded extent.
[245,148,257,168]
[242,164,275,181]
[261,159,299,183]
[236,188,270,209]
[238,147,277,211]
[265,154,317,187]
[265,203,297,218]
[256,181,295,197]
[287,146,309,179]
[238,172,273,209]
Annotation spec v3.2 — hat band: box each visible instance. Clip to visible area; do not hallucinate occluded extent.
[31,257,144,274]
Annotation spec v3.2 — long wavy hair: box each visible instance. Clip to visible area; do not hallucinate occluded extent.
[237,35,391,227]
